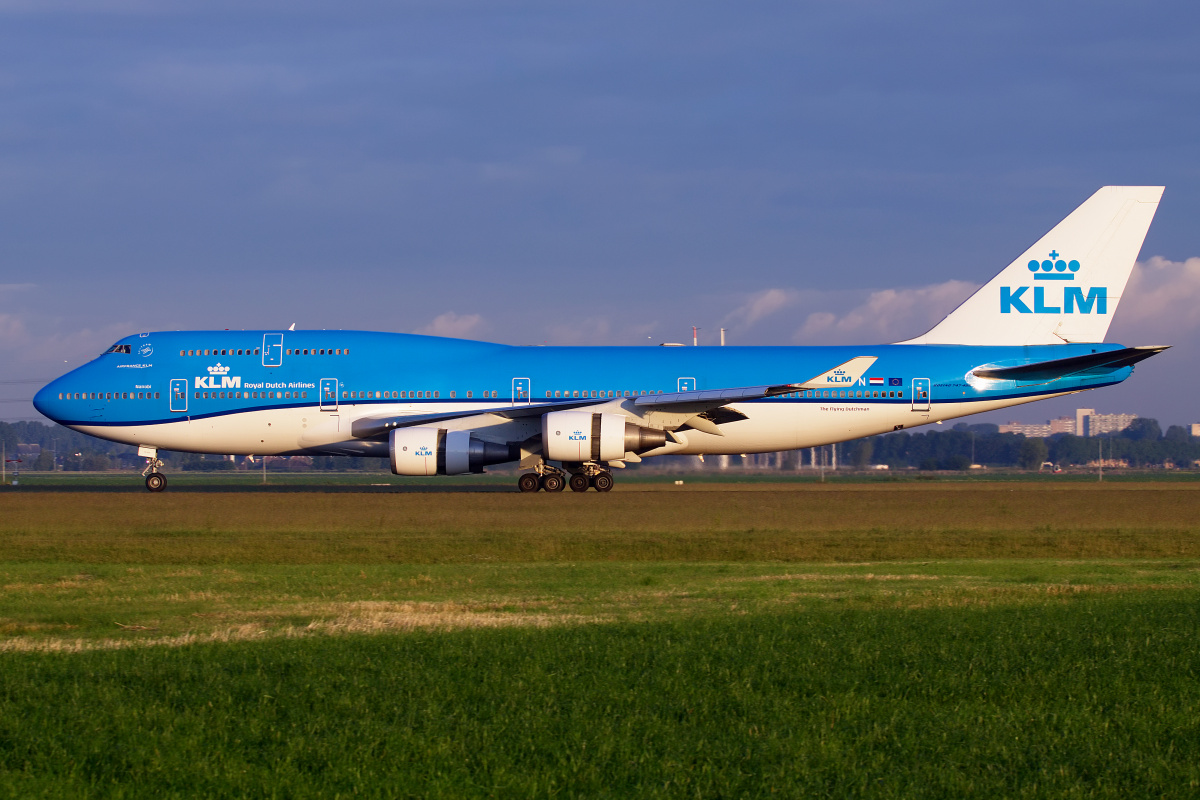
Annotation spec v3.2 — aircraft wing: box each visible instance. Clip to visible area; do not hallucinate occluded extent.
[971,346,1168,382]
[635,356,878,410]
[350,397,600,439]
[351,356,879,440]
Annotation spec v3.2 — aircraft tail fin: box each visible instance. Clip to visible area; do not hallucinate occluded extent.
[902,186,1164,346]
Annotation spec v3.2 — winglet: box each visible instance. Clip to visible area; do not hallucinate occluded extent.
[793,356,878,390]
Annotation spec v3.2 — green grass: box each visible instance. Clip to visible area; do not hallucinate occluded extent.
[3,483,1200,797]
[2,595,1199,798]
[3,484,1200,565]
[3,560,1199,647]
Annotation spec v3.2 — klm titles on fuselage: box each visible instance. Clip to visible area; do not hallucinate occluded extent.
[1001,252,1107,315]
[195,362,316,391]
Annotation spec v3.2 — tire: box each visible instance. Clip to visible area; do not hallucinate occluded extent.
[517,473,541,493]
[568,473,590,492]
[542,473,565,493]
[592,472,614,492]
[145,472,167,492]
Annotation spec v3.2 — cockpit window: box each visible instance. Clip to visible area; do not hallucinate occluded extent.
[105,344,132,354]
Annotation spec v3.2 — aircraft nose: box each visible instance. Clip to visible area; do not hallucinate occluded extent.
[32,380,62,421]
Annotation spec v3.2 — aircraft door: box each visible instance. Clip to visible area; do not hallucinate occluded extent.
[169,378,188,412]
[512,377,530,405]
[911,378,931,412]
[262,334,284,367]
[320,378,338,412]
[677,377,695,392]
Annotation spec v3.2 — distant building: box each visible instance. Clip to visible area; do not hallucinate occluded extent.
[1191,423,1200,437]
[998,416,1075,438]
[1000,410,1139,438]
[1081,412,1138,437]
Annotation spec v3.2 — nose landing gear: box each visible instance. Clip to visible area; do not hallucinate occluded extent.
[140,448,167,492]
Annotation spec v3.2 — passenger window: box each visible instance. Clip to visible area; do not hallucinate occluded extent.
[434,391,440,398]
[344,349,349,355]
[255,349,260,355]
[466,391,473,398]
[303,349,309,355]
[450,391,456,399]
[492,391,498,399]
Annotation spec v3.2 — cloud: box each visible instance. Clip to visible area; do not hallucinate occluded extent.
[1108,256,1200,343]
[721,288,801,332]
[413,311,485,339]
[542,316,661,346]
[793,280,977,344]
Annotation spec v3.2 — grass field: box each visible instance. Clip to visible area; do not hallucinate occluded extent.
[2,483,1200,797]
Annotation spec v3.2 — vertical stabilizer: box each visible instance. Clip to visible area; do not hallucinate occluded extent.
[902,186,1163,345]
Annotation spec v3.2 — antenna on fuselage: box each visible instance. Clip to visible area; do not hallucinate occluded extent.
[288,323,296,331]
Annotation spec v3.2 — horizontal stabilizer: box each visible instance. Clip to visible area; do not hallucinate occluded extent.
[971,346,1168,382]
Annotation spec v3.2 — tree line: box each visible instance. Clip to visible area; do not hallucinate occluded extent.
[841,419,1197,471]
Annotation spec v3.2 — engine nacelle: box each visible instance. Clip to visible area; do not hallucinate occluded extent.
[541,411,667,463]
[389,428,517,476]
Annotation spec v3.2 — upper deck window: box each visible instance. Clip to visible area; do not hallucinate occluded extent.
[105,344,131,354]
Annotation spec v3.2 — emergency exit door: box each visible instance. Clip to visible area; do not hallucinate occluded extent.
[320,378,338,412]
[512,377,531,405]
[169,378,188,412]
[911,378,931,412]
[262,333,284,367]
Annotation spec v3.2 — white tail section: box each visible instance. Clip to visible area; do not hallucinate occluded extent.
[903,186,1163,345]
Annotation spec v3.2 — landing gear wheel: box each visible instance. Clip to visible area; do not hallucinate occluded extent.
[145,472,167,492]
[592,472,614,492]
[517,473,541,493]
[568,473,591,492]
[541,473,565,493]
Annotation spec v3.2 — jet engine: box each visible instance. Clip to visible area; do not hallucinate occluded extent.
[389,428,517,476]
[541,411,667,462]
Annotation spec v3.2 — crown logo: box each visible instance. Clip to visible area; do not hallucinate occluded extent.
[1027,251,1080,281]
[208,363,231,375]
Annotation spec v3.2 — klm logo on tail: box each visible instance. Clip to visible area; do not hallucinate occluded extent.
[1001,252,1107,315]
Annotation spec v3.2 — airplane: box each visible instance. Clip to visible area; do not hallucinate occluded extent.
[34,186,1168,492]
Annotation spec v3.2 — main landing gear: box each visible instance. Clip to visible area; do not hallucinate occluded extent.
[517,464,614,493]
[141,456,167,492]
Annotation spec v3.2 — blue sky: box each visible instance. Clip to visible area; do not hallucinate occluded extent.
[2,1,1198,426]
